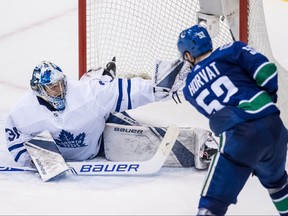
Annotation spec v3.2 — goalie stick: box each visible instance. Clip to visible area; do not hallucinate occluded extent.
[69,124,179,176]
[0,166,37,172]
[0,125,180,180]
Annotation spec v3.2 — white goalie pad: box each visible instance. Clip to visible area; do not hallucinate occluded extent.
[104,123,163,161]
[103,123,218,169]
[24,131,69,182]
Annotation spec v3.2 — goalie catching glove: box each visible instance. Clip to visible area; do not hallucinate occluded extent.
[153,59,192,102]
[80,57,116,82]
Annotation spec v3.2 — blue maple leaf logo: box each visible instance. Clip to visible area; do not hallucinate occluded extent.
[55,130,87,148]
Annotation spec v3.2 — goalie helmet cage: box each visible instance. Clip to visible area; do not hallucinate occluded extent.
[78,0,288,127]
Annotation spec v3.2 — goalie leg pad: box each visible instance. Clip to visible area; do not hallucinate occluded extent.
[103,123,217,168]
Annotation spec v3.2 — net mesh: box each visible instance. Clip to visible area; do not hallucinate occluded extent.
[84,0,288,127]
[85,0,233,77]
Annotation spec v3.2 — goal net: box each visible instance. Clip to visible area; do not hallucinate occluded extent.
[78,0,288,127]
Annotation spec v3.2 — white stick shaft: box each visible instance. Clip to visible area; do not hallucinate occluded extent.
[0,166,37,172]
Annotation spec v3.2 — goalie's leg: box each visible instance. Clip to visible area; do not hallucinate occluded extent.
[193,128,218,170]
[104,112,218,169]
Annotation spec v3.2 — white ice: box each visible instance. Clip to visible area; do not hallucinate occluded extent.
[0,0,287,215]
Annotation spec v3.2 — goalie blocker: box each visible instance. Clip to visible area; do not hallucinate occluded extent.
[104,111,218,170]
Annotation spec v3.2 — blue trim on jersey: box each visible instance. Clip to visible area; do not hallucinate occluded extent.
[8,143,24,152]
[15,149,27,162]
[127,79,132,109]
[116,79,123,112]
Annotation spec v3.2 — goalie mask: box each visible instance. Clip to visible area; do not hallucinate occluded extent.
[30,61,67,110]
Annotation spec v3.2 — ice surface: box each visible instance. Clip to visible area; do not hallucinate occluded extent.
[0,0,287,215]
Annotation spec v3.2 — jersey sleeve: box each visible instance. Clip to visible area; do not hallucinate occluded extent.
[5,114,33,167]
[90,77,155,114]
[234,41,278,95]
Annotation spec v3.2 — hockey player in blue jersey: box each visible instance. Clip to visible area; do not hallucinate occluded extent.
[176,24,288,215]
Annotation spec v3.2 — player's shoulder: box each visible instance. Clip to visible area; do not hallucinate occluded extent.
[66,78,110,103]
[211,41,247,60]
[8,90,39,116]
[217,41,246,52]
[11,90,36,108]
[66,79,92,93]
[67,79,84,87]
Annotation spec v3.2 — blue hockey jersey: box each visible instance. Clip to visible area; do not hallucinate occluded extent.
[183,41,279,135]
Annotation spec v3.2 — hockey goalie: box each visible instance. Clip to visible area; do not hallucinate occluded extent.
[4,57,218,181]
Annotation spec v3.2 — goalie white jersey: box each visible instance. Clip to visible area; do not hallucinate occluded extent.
[5,78,155,167]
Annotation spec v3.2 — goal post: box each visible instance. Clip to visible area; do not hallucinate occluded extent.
[78,0,288,127]
[78,0,87,77]
[239,0,248,43]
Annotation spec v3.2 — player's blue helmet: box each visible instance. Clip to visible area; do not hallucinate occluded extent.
[177,25,213,59]
[30,61,67,110]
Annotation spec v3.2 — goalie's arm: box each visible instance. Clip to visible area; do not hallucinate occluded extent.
[91,77,157,114]
[84,57,192,111]
[5,116,33,167]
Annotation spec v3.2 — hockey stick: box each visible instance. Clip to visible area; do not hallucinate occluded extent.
[68,124,179,175]
[0,166,37,172]
[0,125,180,177]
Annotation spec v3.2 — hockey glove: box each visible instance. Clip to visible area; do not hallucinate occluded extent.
[153,59,192,102]
[102,56,116,80]
[80,57,116,82]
